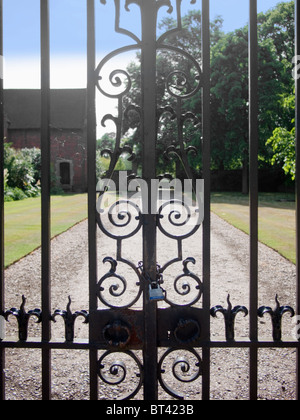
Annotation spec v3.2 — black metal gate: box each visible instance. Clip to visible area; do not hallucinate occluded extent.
[0,0,300,401]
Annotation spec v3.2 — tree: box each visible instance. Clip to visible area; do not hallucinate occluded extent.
[266,93,295,180]
[101,2,295,192]
[3,144,41,201]
[121,10,224,177]
[96,132,115,150]
[258,1,294,90]
[261,1,296,181]
[210,1,295,192]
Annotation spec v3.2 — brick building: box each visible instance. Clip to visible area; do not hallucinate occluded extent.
[4,89,87,192]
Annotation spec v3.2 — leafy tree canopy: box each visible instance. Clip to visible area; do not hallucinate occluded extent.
[98,1,296,186]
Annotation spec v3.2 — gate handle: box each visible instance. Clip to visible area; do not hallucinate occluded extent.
[174,318,201,344]
[103,320,131,349]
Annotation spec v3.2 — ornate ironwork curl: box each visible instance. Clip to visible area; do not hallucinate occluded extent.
[97,257,142,309]
[158,347,202,399]
[258,295,295,342]
[4,295,42,342]
[96,67,133,99]
[51,296,89,342]
[97,350,143,400]
[164,143,198,162]
[164,257,203,307]
[165,68,201,99]
[157,200,202,240]
[97,258,127,306]
[210,295,248,342]
[96,198,142,240]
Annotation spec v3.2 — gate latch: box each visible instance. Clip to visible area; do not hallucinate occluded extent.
[138,262,166,302]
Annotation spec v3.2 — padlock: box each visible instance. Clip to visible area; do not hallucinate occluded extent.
[149,284,165,301]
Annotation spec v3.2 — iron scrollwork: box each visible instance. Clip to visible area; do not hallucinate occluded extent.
[96,0,204,399]
[163,258,203,307]
[158,347,202,400]
[97,257,142,309]
[97,350,144,400]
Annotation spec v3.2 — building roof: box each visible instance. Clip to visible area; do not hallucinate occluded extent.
[4,89,87,130]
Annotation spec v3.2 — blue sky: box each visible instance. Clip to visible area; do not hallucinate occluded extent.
[3,0,291,58]
[3,0,291,89]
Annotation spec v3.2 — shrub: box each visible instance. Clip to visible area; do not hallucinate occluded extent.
[5,187,28,201]
[4,144,41,201]
[20,148,42,184]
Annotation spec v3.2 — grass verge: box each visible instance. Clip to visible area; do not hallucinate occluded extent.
[4,194,87,267]
[5,191,295,267]
[211,192,296,264]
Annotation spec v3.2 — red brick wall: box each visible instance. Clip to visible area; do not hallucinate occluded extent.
[6,128,87,192]
[51,129,87,192]
[6,129,41,149]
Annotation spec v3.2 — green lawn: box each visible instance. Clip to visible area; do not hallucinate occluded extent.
[211,192,296,264]
[4,194,87,267]
[4,191,296,268]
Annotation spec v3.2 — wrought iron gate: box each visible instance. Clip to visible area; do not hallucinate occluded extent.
[0,0,300,401]
[87,0,210,400]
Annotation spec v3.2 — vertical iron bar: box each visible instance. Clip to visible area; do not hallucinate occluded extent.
[295,0,300,402]
[0,0,5,401]
[201,0,211,401]
[249,0,258,401]
[87,0,98,401]
[141,0,158,401]
[40,0,51,400]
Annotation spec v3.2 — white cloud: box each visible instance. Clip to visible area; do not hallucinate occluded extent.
[3,55,87,89]
[4,56,40,89]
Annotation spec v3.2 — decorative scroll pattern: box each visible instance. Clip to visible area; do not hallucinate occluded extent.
[95,0,203,317]
[0,0,297,403]
[97,350,144,400]
[94,1,204,399]
[163,258,203,307]
[91,0,296,400]
[97,257,142,308]
[158,347,202,399]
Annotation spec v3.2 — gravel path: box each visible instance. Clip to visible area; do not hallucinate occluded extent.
[2,212,297,400]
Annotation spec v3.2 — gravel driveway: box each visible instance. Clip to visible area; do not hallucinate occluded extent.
[2,212,297,400]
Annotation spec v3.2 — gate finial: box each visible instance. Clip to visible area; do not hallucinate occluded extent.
[211,295,248,342]
[258,295,295,342]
